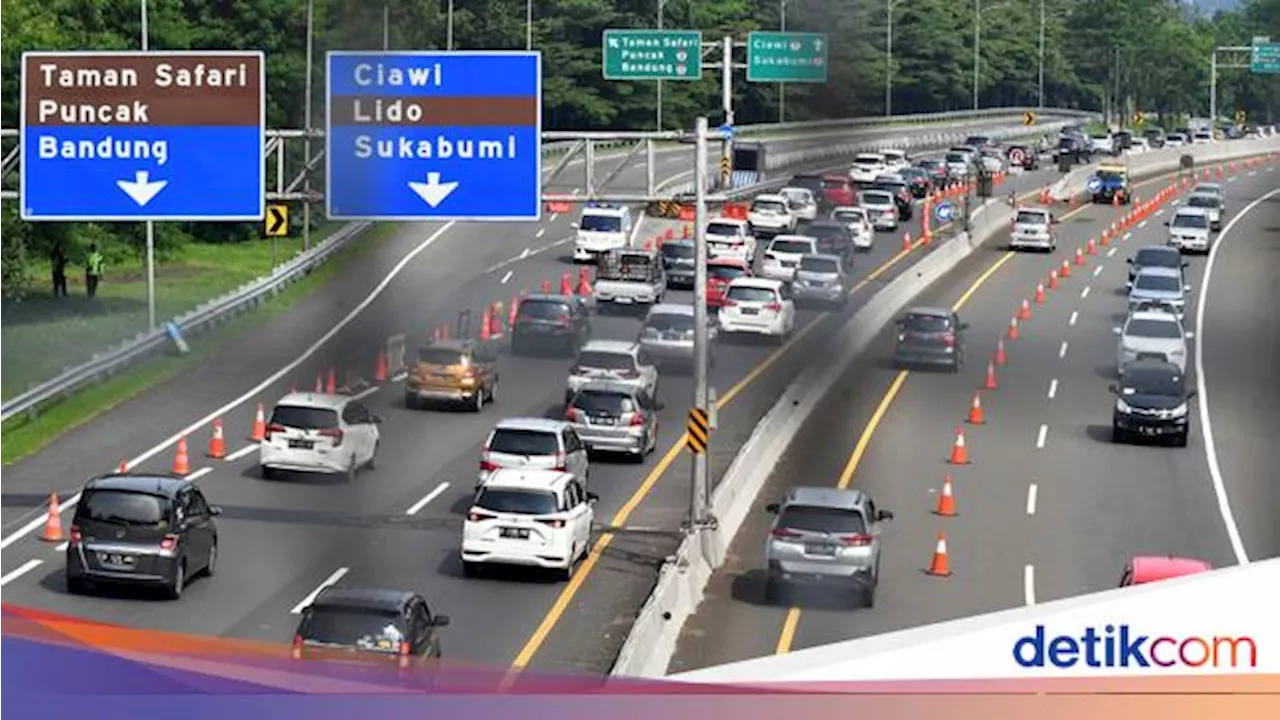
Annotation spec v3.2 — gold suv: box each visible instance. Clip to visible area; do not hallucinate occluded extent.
[405,339,499,412]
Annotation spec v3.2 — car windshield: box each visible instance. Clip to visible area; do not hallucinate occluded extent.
[518,299,570,320]
[1126,318,1182,339]
[1016,211,1048,225]
[805,224,846,239]
[661,243,695,259]
[298,607,405,651]
[646,312,694,332]
[708,264,747,281]
[1172,213,1209,229]
[770,239,814,254]
[901,169,925,180]
[945,153,966,163]
[904,314,951,332]
[1135,249,1180,268]
[780,189,810,203]
[799,256,840,273]
[488,429,559,456]
[271,405,339,430]
[1168,134,1186,141]
[1135,274,1181,292]
[862,192,893,206]
[822,178,848,189]
[79,490,168,526]
[855,156,882,166]
[752,200,786,214]
[1098,170,1125,182]
[727,286,777,303]
[1121,368,1184,396]
[777,505,866,534]
[418,347,465,366]
[580,213,622,232]
[572,390,636,415]
[475,488,559,515]
[577,350,635,371]
[834,210,866,223]
[1187,195,1220,209]
[706,222,740,237]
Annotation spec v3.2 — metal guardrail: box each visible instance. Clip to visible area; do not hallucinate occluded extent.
[0,106,1092,421]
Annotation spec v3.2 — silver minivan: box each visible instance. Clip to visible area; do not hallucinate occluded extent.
[638,303,715,369]
[791,253,848,308]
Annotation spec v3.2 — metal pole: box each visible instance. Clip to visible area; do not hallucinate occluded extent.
[691,116,710,531]
[584,140,595,196]
[447,0,455,50]
[721,35,734,190]
[779,0,787,123]
[646,139,656,196]
[384,4,390,50]
[885,0,892,117]
[657,1,664,130]
[1113,46,1120,128]
[141,0,157,331]
[1210,50,1218,126]
[526,0,533,51]
[973,0,980,111]
[303,0,314,251]
[1038,0,1045,108]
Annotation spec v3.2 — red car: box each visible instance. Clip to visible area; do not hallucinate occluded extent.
[706,257,753,310]
[821,173,856,207]
[1119,556,1212,587]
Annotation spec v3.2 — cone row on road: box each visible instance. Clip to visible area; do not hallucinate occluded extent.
[1034,283,1046,304]
[40,493,65,542]
[207,418,227,459]
[948,427,970,465]
[1048,269,1060,289]
[995,338,1008,365]
[967,392,985,424]
[1007,316,1020,341]
[984,361,998,390]
[1060,259,1072,278]
[1018,298,1032,321]
[935,476,957,517]
[927,532,952,576]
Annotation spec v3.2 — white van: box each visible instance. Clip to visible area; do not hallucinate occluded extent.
[572,204,632,262]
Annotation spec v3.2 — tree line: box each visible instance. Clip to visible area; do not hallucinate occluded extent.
[2,0,1276,298]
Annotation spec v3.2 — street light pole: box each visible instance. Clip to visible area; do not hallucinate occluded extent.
[303,0,314,252]
[527,0,533,51]
[447,0,455,50]
[886,0,892,116]
[1038,0,1045,107]
[657,0,665,130]
[141,0,156,331]
[384,4,390,50]
[691,116,710,535]
[779,0,788,123]
[973,0,980,111]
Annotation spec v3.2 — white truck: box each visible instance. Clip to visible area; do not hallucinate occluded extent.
[573,203,633,262]
[593,249,667,309]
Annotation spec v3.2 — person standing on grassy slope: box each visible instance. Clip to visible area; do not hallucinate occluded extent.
[85,243,104,298]
[50,242,68,297]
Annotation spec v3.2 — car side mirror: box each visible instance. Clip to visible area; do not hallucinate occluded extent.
[1185,331,1195,339]
[432,615,451,628]
[877,509,894,521]
[209,505,223,516]
[1182,262,1190,269]
[586,492,600,503]
[1112,326,1122,335]
[1184,284,1193,291]
[1126,258,1133,264]
[765,503,780,514]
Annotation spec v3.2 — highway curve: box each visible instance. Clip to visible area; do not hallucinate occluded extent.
[1,121,1063,676]
[670,158,1279,672]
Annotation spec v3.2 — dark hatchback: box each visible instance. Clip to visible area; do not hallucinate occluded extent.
[65,474,220,599]
[868,178,914,219]
[803,220,856,269]
[511,294,592,356]
[1127,245,1187,287]
[1110,359,1195,447]
[899,167,933,197]
[788,174,831,210]
[892,307,968,371]
[292,587,449,682]
[660,240,696,288]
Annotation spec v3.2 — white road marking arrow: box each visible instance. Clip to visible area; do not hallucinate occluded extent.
[116,171,168,207]
[408,172,459,208]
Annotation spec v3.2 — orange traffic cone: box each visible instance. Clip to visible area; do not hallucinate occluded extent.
[1060,259,1072,278]
[117,460,129,473]
[1086,238,1097,255]
[207,418,227,459]
[664,227,674,240]
[1100,230,1111,247]
[561,272,574,296]
[1216,165,1224,180]
[39,493,65,542]
[984,361,998,390]
[173,436,191,475]
[995,338,1008,365]
[1074,248,1086,266]
[948,427,970,465]
[1048,269,1060,290]
[479,307,492,342]
[967,392,985,424]
[251,404,267,441]
[577,267,592,296]
[326,367,337,394]
[541,280,552,293]
[682,224,691,239]
[1007,316,1020,341]
[491,302,505,336]
[1018,298,1032,321]
[926,532,953,576]
[375,347,388,382]
[934,476,957,517]
[1034,283,1046,304]
[902,231,912,251]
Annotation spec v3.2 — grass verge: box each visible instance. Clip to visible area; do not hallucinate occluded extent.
[1,223,398,466]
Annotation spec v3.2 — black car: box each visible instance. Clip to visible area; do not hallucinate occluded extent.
[892,306,968,371]
[1144,128,1166,149]
[660,240,696,288]
[789,174,830,210]
[916,158,950,185]
[803,220,856,269]
[65,473,220,598]
[1114,131,1133,152]
[1110,360,1195,447]
[868,177,914,220]
[1127,245,1187,287]
[293,587,449,675]
[511,293,592,356]
[899,167,933,197]
[1057,135,1092,164]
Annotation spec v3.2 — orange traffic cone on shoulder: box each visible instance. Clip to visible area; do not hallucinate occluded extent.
[375,347,388,382]
[479,307,492,342]
[967,392,985,424]
[560,272,574,296]
[984,361,998,390]
[577,267,592,296]
[1034,283,1046,304]
[902,231,912,251]
[1048,268,1060,290]
[995,338,1008,365]
[207,418,226,459]
[1074,247,1086,266]
[326,367,337,394]
[117,460,129,473]
[173,436,191,475]
[1060,258,1072,278]
[251,404,267,441]
[1087,237,1097,255]
[314,372,323,393]
[39,493,65,542]
[927,532,953,576]
[935,476,957,517]
[509,295,520,328]
[1007,316,1020,341]
[948,427,970,465]
[491,301,505,336]
[541,280,552,293]
[1018,298,1032,321]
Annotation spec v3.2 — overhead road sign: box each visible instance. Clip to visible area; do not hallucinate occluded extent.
[265,204,289,237]
[19,51,265,222]
[1251,41,1280,73]
[326,51,542,222]
[746,32,829,83]
[603,30,702,80]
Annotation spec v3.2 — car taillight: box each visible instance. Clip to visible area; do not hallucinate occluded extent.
[159,534,179,552]
[291,635,304,660]
[480,457,499,472]
[841,534,873,546]
[630,411,646,427]
[318,428,343,446]
[764,302,782,312]
[468,510,496,522]
[565,407,583,422]
[398,641,412,668]
[537,518,566,528]
[69,525,82,544]
[265,423,286,439]
[557,316,572,327]
[771,528,801,539]
[941,333,956,347]
[553,452,567,472]
[723,299,738,307]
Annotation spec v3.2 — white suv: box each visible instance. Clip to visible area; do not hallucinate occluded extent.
[718,278,796,340]
[461,469,596,580]
[748,194,798,238]
[572,204,632,262]
[706,217,757,262]
[259,392,382,481]
[761,235,818,282]
[478,418,590,491]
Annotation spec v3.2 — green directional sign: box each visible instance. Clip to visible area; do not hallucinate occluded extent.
[1251,41,1280,74]
[747,32,829,83]
[603,29,703,80]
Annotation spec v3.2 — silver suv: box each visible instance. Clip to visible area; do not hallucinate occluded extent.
[791,253,848,308]
[1115,308,1190,374]
[764,487,894,607]
[638,303,715,369]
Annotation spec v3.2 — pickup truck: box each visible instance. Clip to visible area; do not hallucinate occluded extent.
[594,249,667,309]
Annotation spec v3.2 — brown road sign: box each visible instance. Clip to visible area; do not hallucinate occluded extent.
[266,204,289,237]
[686,407,710,454]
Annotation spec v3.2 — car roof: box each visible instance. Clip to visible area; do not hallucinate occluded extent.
[873,175,905,183]
[83,473,191,497]
[663,239,695,248]
[783,486,868,511]
[1120,358,1182,376]
[708,217,747,226]
[648,302,695,316]
[421,338,476,352]
[276,392,348,410]
[821,172,849,181]
[1186,192,1219,202]
[1127,309,1181,323]
[572,380,646,397]
[801,253,843,265]
[771,234,816,243]
[522,293,575,304]
[493,417,569,433]
[1135,266,1182,279]
[1016,206,1050,215]
[482,468,576,492]
[309,587,416,614]
[1173,206,1209,216]
[905,306,952,318]
[860,190,894,200]
[832,205,866,213]
[581,205,627,216]
[708,256,751,268]
[1129,556,1212,583]
[779,186,813,196]
[1195,183,1223,192]
[580,339,638,354]
[753,194,786,202]
[1134,244,1180,258]
[806,219,845,228]
[729,277,784,290]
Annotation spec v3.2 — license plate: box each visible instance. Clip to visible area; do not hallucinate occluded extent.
[591,416,617,426]
[804,543,837,556]
[97,552,135,567]
[288,439,314,449]
[500,527,530,540]
[615,297,634,304]
[1141,426,1158,435]
[741,308,759,315]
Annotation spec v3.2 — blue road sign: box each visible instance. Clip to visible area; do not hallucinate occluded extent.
[20,51,265,222]
[934,200,954,224]
[718,123,734,140]
[326,51,543,222]
[1086,176,1103,193]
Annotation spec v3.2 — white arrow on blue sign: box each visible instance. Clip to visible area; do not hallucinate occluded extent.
[326,51,543,222]
[1087,177,1103,192]
[934,201,954,224]
[718,123,734,140]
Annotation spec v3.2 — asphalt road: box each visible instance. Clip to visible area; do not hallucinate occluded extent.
[0,116,1066,677]
[669,158,1279,673]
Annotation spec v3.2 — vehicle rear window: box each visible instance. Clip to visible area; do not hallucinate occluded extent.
[1187,195,1219,209]
[572,391,635,415]
[661,243,695,259]
[299,607,405,651]
[833,210,865,223]
[646,312,694,333]
[1121,368,1184,396]
[752,200,786,213]
[1135,274,1181,292]
[872,182,905,193]
[577,350,635,371]
[904,314,951,332]
[475,488,559,515]
[854,156,882,166]
[799,256,840,273]
[1016,211,1048,225]
[727,286,778,303]
[488,429,559,456]
[271,405,340,430]
[770,239,814,254]
[1126,318,1182,339]
[580,214,622,233]
[861,192,894,205]
[79,490,169,526]
[805,224,847,239]
[780,189,810,203]
[708,264,747,281]
[822,178,849,189]
[946,153,966,163]
[706,222,740,237]
[1135,249,1179,267]
[418,348,465,366]
[518,299,570,320]
[778,505,866,534]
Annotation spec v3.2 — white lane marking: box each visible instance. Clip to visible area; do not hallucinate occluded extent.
[535,228,546,239]
[1069,310,1078,326]
[186,467,213,482]
[1247,171,1257,177]
[1024,565,1036,606]
[1047,379,1058,399]
[1036,424,1049,449]
[290,567,350,614]
[1058,341,1068,359]
[391,371,408,383]
[226,444,258,462]
[571,188,581,195]
[1226,176,1237,183]
[1138,220,1148,229]
[550,214,559,222]
[1080,285,1091,299]
[1155,209,1164,216]
[2,495,81,552]
[520,247,532,259]
[348,385,381,402]
[500,270,514,285]
[0,560,43,587]
[1107,246,1117,258]
[406,482,452,515]
[1026,484,1038,515]
[55,541,69,552]
[1092,265,1103,278]
[1122,232,1132,241]
[1192,188,1279,566]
